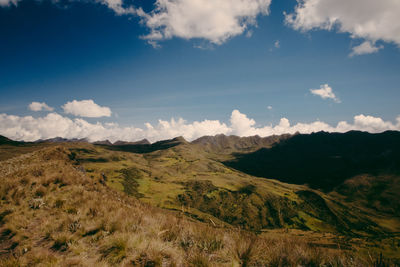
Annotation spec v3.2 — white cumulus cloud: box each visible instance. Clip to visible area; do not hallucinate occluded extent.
[310,84,340,103]
[28,102,54,112]
[98,0,136,15]
[62,100,112,118]
[137,0,272,45]
[285,0,400,55]
[230,109,257,136]
[0,0,269,47]
[350,41,383,57]
[228,110,400,137]
[1,110,399,143]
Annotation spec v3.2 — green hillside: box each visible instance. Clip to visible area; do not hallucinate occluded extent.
[64,134,398,236]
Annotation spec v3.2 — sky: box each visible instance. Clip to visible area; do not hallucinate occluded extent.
[0,0,400,142]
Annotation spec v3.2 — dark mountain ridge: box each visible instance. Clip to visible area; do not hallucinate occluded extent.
[225,130,400,191]
[0,135,20,145]
[95,136,187,154]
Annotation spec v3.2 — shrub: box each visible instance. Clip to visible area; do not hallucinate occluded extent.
[51,236,69,252]
[238,184,256,195]
[28,198,45,209]
[0,256,20,267]
[54,199,65,208]
[100,237,128,264]
[133,252,164,267]
[35,186,46,197]
[230,233,259,267]
[194,229,223,253]
[188,253,210,267]
[19,176,30,185]
[31,168,43,177]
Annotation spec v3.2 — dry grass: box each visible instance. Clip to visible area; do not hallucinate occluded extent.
[0,146,397,266]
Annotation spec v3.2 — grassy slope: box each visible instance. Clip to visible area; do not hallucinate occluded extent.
[1,134,400,265]
[0,142,52,162]
[69,140,399,237]
[1,146,390,266]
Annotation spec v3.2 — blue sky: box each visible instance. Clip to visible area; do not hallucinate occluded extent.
[0,0,399,142]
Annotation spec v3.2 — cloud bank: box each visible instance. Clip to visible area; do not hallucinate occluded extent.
[28,102,54,112]
[2,0,271,46]
[310,84,340,103]
[4,0,398,52]
[137,0,271,45]
[1,110,399,143]
[62,100,112,118]
[285,0,400,55]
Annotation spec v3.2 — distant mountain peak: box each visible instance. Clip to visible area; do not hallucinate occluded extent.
[191,133,292,153]
[92,140,113,145]
[35,137,89,143]
[171,136,187,143]
[113,139,151,146]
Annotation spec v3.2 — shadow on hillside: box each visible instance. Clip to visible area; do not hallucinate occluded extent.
[96,138,183,154]
[0,136,30,146]
[224,131,400,191]
[0,136,51,161]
